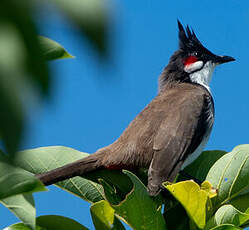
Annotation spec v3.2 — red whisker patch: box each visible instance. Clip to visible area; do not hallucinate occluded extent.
[184,56,198,66]
[105,164,126,170]
[105,163,134,171]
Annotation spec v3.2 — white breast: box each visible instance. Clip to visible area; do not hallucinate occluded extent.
[181,96,214,169]
[181,133,210,169]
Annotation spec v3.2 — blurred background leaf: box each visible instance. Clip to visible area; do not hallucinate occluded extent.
[48,0,109,56]
[0,0,49,154]
[0,0,109,154]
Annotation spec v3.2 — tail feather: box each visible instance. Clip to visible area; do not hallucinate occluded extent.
[36,151,104,186]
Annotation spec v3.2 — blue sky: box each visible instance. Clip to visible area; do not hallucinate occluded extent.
[2,0,249,229]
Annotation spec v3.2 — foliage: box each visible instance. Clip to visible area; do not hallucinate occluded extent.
[1,1,249,230]
[4,215,88,230]
[2,145,249,229]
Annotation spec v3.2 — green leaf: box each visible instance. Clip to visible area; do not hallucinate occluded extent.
[101,170,166,230]
[85,169,132,203]
[3,223,44,230]
[4,223,31,230]
[4,215,88,230]
[209,224,242,230]
[205,205,249,229]
[206,144,249,207]
[12,146,134,204]
[164,202,190,230]
[163,180,210,229]
[0,151,46,199]
[1,194,36,230]
[50,0,109,56]
[38,36,74,61]
[90,200,125,230]
[180,150,227,182]
[36,215,89,230]
[12,146,104,203]
[230,190,249,212]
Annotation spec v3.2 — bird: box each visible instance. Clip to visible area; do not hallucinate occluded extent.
[36,21,235,196]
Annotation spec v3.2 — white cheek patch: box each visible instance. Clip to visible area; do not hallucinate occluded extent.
[189,61,216,92]
[184,60,204,73]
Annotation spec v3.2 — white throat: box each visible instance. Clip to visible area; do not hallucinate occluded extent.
[189,61,216,91]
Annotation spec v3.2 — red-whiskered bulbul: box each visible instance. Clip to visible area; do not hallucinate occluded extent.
[37,21,235,196]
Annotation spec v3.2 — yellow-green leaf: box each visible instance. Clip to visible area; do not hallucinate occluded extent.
[163,180,210,229]
[201,181,217,199]
[90,200,125,230]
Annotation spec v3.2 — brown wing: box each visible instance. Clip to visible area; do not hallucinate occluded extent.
[147,86,213,195]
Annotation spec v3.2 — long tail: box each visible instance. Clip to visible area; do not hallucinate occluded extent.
[36,151,105,186]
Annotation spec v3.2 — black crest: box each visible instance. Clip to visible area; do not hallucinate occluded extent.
[177,20,208,54]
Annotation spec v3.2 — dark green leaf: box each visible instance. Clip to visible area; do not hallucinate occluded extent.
[180,150,227,182]
[85,169,132,203]
[101,170,166,230]
[36,215,88,230]
[4,215,87,230]
[164,202,190,230]
[38,36,74,61]
[1,194,36,230]
[230,190,249,212]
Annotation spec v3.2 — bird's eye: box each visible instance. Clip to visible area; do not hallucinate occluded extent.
[193,52,198,56]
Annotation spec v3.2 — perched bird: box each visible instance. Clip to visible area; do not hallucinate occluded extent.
[37,21,235,196]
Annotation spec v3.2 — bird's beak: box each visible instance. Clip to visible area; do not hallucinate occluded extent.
[213,55,235,65]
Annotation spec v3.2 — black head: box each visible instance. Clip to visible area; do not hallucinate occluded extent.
[159,21,235,91]
[177,20,235,73]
